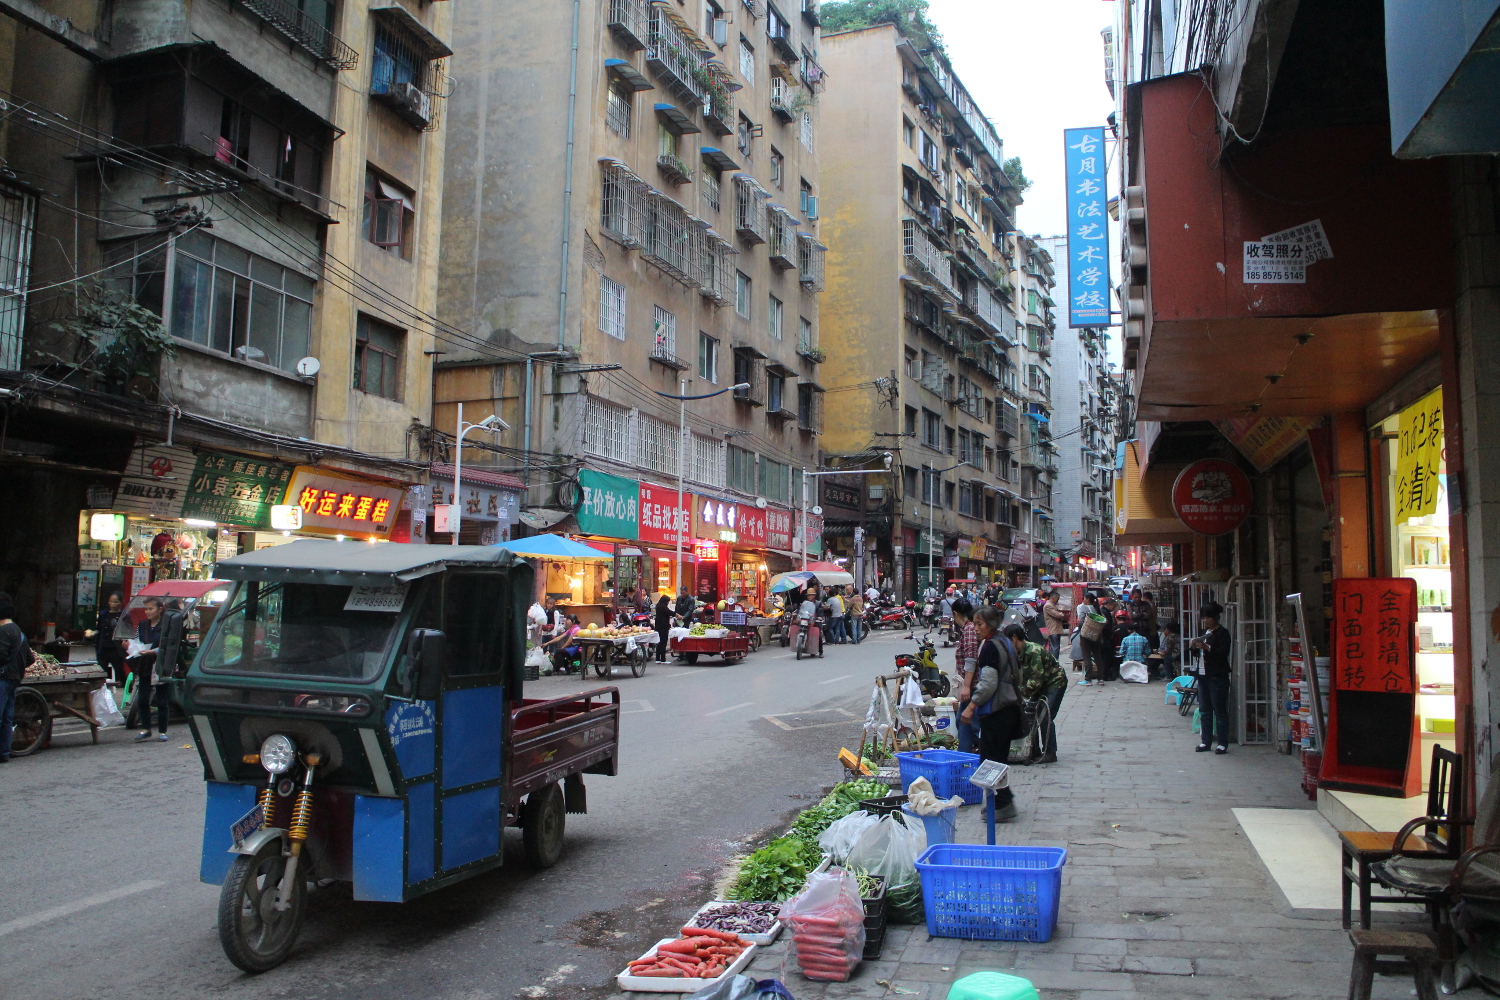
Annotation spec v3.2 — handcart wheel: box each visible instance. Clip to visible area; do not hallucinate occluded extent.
[681,652,699,665]
[747,629,762,653]
[630,648,647,677]
[593,653,610,679]
[10,687,51,756]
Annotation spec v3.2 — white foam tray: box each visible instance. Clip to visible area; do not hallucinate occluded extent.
[616,937,758,993]
[687,900,783,946]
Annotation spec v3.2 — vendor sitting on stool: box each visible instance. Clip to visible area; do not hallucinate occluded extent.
[542,615,582,674]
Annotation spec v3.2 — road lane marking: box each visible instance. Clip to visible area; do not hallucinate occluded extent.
[762,708,860,731]
[622,699,655,713]
[705,701,755,717]
[0,880,166,937]
[818,674,853,685]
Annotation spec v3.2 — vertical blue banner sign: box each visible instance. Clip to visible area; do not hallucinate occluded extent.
[1063,127,1110,328]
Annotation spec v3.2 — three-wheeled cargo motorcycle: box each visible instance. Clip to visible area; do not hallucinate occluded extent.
[180,541,620,972]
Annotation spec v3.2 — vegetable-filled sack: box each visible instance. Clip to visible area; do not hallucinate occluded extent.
[845,813,926,924]
[779,871,866,982]
[817,809,878,864]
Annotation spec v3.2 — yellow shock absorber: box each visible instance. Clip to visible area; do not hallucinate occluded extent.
[258,782,275,829]
[288,754,321,857]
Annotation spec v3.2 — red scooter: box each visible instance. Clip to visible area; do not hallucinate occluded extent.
[874,601,918,630]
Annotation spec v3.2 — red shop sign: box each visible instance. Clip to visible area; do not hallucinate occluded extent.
[1171,459,1252,535]
[1332,578,1416,694]
[638,482,691,546]
[766,506,794,550]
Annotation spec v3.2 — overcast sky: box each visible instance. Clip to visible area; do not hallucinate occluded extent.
[924,0,1117,238]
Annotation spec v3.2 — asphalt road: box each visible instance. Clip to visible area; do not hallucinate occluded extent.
[1,627,927,1000]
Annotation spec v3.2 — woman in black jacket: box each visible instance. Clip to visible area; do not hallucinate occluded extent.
[654,593,673,663]
[962,605,1022,822]
[90,590,126,685]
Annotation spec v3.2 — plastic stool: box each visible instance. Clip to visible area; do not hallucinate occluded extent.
[946,971,1039,1000]
[1165,675,1193,705]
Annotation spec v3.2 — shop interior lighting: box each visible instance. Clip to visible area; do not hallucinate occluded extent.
[184,518,217,528]
[336,534,346,542]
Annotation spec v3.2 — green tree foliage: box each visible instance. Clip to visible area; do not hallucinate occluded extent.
[821,0,946,55]
[1003,155,1033,194]
[53,285,175,395]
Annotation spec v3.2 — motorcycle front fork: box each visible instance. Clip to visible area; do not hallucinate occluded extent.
[274,758,319,911]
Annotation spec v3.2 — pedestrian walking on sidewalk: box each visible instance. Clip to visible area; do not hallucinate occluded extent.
[653,593,672,662]
[1042,589,1068,659]
[1076,591,1104,686]
[1190,603,1233,753]
[0,592,34,762]
[1003,623,1067,763]
[951,598,979,753]
[963,605,1021,822]
[848,590,864,644]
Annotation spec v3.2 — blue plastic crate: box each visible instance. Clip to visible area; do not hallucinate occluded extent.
[902,804,958,845]
[896,749,982,801]
[914,843,1068,942]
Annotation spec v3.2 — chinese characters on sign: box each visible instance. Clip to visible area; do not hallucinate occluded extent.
[1263,219,1333,263]
[1395,387,1443,522]
[1063,126,1110,327]
[1170,459,1252,535]
[1332,578,1415,694]
[1242,241,1307,284]
[637,482,691,546]
[181,451,295,529]
[576,469,641,539]
[284,467,405,536]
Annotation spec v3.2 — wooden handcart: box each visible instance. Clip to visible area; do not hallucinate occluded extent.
[11,665,109,756]
[670,630,751,665]
[577,632,656,679]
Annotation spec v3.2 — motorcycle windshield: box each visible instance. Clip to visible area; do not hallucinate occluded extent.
[199,580,402,681]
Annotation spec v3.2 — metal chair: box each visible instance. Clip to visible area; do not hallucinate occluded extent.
[1339,746,1464,930]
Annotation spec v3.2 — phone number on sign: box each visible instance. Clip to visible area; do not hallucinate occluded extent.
[1245,266,1304,283]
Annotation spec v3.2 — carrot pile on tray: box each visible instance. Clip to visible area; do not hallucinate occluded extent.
[625,926,752,979]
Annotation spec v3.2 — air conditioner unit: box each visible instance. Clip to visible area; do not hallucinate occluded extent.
[398,82,432,125]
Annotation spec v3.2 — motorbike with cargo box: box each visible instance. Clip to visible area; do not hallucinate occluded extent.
[180,541,620,973]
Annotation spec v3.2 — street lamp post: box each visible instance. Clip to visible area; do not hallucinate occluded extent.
[920,462,963,593]
[653,381,751,597]
[451,401,509,546]
[800,457,893,570]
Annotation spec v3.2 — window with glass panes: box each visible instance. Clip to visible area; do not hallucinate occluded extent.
[798,316,812,354]
[699,332,719,383]
[169,230,314,372]
[767,372,784,411]
[702,167,721,214]
[364,168,414,256]
[637,413,679,473]
[355,314,404,400]
[691,433,725,487]
[727,444,757,492]
[653,305,677,358]
[736,271,751,318]
[759,457,789,503]
[739,36,755,82]
[768,294,782,339]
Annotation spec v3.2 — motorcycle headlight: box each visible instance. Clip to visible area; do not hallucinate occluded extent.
[259,734,297,775]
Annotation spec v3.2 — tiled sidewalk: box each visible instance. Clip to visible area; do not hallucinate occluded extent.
[741,681,1425,1000]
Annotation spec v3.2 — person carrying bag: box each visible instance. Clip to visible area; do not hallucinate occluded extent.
[960,605,1022,822]
[0,592,34,762]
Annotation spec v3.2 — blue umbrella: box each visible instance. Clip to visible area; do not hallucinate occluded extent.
[492,535,613,560]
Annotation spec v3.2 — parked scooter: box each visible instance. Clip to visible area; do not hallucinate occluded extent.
[875,600,918,631]
[895,631,950,697]
[795,612,825,660]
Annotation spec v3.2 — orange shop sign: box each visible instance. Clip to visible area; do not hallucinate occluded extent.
[286,467,406,536]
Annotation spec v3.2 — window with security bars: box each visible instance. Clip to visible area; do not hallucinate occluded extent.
[921,408,941,449]
[0,183,33,371]
[701,168,721,214]
[800,109,813,150]
[602,162,648,246]
[797,383,821,432]
[599,276,626,340]
[759,457,790,503]
[606,81,632,138]
[585,397,632,461]
[727,444,757,492]
[691,433,725,487]
[798,316,813,355]
[637,413,679,473]
[653,305,677,361]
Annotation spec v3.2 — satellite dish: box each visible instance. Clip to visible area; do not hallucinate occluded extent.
[754,497,767,508]
[296,357,321,377]
[811,505,823,516]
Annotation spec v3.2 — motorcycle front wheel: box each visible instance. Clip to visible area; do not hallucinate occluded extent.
[218,839,306,974]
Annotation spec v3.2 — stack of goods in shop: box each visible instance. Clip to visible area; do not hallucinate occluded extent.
[1285,636,1328,799]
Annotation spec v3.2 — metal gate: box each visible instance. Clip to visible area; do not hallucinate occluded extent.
[1232,578,1275,745]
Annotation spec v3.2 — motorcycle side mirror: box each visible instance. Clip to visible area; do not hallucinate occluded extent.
[405,629,447,700]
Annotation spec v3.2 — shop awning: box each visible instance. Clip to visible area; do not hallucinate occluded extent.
[1114,441,1193,545]
[493,535,613,560]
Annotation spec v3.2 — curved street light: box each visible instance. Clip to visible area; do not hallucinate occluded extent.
[450,402,509,545]
[652,380,752,593]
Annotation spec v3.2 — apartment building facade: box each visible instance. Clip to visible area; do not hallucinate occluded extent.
[1037,233,1117,578]
[819,23,1025,596]
[0,0,451,628]
[437,0,826,605]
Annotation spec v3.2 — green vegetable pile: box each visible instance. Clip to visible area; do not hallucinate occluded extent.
[789,779,889,842]
[726,835,824,902]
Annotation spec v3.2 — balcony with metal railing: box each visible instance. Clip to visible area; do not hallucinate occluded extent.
[240,0,358,70]
[797,233,825,291]
[608,0,650,50]
[767,206,798,269]
[647,5,708,103]
[902,219,957,300]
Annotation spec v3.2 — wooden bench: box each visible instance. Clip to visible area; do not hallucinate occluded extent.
[1346,929,1439,1000]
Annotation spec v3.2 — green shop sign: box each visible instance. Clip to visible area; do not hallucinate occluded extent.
[576,469,640,539]
[180,451,296,529]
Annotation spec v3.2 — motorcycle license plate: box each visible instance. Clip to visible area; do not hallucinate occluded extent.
[229,803,265,851]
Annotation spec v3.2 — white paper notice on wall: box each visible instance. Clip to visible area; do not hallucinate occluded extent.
[1243,241,1307,284]
[1262,219,1333,263]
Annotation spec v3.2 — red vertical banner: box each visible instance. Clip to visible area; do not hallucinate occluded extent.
[1332,577,1416,694]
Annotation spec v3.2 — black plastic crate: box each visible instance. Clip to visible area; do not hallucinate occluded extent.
[862,924,887,961]
[861,874,887,920]
[858,794,909,817]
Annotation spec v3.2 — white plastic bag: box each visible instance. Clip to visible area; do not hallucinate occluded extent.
[1120,659,1149,684]
[904,776,963,816]
[863,683,894,743]
[91,684,125,728]
[525,645,547,669]
[818,809,879,863]
[845,813,926,924]
[779,871,866,981]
